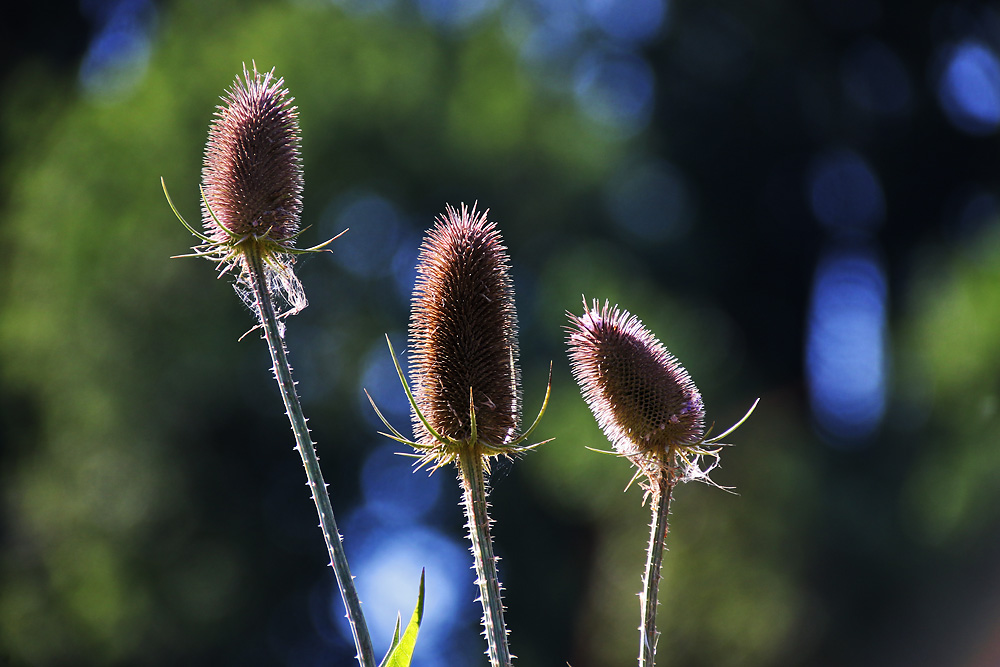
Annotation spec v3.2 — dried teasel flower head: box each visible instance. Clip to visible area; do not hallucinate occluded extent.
[366,204,551,473]
[202,63,303,246]
[164,64,340,320]
[409,204,522,452]
[567,298,719,487]
[360,204,553,667]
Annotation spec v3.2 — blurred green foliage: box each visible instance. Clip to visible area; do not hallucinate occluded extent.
[0,1,620,664]
[900,228,1000,548]
[3,1,1000,666]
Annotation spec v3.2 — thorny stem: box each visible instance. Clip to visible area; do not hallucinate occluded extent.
[639,475,674,667]
[458,446,512,667]
[245,245,376,667]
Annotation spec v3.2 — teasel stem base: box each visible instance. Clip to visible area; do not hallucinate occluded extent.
[639,473,675,667]
[245,246,376,667]
[458,446,512,667]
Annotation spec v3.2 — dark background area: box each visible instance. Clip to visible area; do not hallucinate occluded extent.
[3,0,1000,665]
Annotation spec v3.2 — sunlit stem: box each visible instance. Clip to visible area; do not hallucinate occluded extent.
[639,473,674,667]
[244,244,376,667]
[457,445,512,667]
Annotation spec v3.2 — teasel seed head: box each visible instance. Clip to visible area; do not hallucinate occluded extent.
[366,204,550,473]
[567,298,709,487]
[202,63,303,246]
[409,204,522,451]
[165,64,343,320]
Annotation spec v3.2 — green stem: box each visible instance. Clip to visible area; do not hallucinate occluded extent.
[458,447,512,667]
[245,246,376,667]
[639,476,674,667]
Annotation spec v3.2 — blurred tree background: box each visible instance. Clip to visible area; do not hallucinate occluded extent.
[3,0,1000,665]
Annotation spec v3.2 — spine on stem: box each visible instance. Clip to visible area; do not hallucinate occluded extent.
[567,299,754,667]
[367,203,550,665]
[459,448,511,667]
[245,246,375,667]
[167,64,376,667]
[639,477,674,667]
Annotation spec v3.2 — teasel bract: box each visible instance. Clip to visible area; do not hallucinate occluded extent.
[567,298,757,667]
[370,204,550,667]
[163,65,376,666]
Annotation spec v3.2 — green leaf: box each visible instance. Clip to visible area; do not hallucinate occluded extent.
[381,614,403,663]
[379,569,425,667]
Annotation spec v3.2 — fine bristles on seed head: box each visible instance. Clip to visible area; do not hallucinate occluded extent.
[409,204,521,449]
[202,64,302,245]
[567,299,705,474]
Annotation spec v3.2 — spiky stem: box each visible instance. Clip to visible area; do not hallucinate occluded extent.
[639,475,674,667]
[245,245,376,667]
[458,447,512,667]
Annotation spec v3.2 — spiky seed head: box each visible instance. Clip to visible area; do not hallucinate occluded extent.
[409,204,521,449]
[202,64,302,244]
[567,299,705,469]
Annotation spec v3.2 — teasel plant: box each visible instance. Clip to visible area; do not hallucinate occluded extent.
[566,298,758,667]
[163,63,424,667]
[368,204,551,667]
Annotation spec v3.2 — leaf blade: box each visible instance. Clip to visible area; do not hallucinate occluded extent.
[378,569,425,667]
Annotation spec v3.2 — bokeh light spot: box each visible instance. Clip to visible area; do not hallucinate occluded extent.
[390,232,420,304]
[417,0,497,29]
[806,250,889,444]
[604,159,694,243]
[938,40,1000,135]
[323,193,404,279]
[78,0,155,98]
[807,149,885,234]
[573,49,655,132]
[507,0,587,79]
[360,443,443,525]
[583,0,668,44]
[841,39,912,116]
[357,335,412,428]
[331,523,475,667]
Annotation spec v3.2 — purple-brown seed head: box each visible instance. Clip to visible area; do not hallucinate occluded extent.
[202,65,302,245]
[567,300,705,465]
[409,204,521,449]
